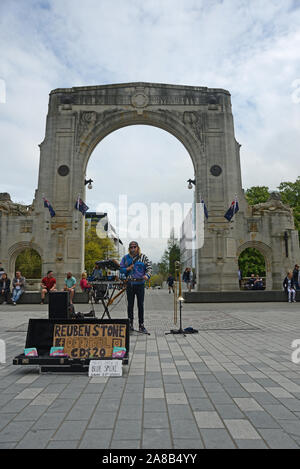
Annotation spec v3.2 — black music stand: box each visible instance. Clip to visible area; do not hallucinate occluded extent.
[92,283,111,319]
[100,296,111,319]
[91,281,126,320]
[86,289,96,318]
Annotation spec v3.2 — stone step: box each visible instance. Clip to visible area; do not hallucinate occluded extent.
[184,290,296,303]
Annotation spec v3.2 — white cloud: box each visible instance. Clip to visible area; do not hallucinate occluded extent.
[86,126,194,261]
[1,0,300,259]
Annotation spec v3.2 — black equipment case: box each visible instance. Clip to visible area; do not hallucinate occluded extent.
[13,318,130,373]
[48,291,70,319]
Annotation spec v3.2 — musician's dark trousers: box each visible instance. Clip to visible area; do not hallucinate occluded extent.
[126,283,145,325]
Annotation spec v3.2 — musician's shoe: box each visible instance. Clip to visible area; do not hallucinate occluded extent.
[139,324,148,334]
[129,321,134,332]
[84,311,95,317]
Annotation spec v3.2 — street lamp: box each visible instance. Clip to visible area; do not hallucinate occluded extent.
[187,178,196,189]
[84,178,93,190]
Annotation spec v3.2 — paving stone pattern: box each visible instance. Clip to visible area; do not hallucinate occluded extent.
[1,290,300,449]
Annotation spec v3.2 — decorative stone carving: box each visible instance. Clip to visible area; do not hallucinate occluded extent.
[183,111,206,146]
[210,165,222,177]
[76,111,99,151]
[78,111,98,136]
[252,192,292,214]
[57,165,70,176]
[76,108,121,151]
[60,94,73,105]
[208,94,218,105]
[131,92,149,109]
[247,217,262,233]
[0,193,32,216]
[60,94,73,110]
[20,220,33,233]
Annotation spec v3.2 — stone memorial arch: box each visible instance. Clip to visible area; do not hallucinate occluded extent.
[0,82,299,290]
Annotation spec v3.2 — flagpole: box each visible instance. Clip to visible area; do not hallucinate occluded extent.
[75,193,80,226]
[233,193,237,214]
[42,193,48,227]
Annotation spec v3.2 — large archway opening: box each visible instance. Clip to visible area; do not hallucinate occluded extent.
[238,247,267,290]
[15,248,42,278]
[84,124,195,273]
[14,248,42,291]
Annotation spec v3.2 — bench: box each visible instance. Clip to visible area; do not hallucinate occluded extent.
[9,291,90,304]
[184,290,295,303]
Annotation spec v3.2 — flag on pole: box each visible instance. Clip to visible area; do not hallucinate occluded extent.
[75,197,89,216]
[224,196,239,221]
[103,216,123,257]
[201,200,208,219]
[43,197,55,218]
[104,218,118,241]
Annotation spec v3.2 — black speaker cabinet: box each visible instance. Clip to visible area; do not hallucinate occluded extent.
[48,291,70,319]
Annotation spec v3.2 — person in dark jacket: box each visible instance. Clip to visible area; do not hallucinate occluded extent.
[246,273,256,290]
[167,274,174,293]
[0,272,11,304]
[283,271,296,302]
[119,241,152,333]
[293,265,300,290]
[183,268,192,292]
[253,275,264,290]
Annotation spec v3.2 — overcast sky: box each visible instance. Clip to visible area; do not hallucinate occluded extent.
[1,0,300,262]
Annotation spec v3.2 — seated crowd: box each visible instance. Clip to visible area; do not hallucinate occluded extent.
[40,270,77,305]
[0,268,26,305]
[2,261,297,305]
[0,259,105,305]
[244,273,265,290]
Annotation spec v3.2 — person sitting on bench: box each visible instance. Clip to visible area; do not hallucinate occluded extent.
[12,270,26,305]
[0,272,11,304]
[63,272,77,305]
[283,271,297,303]
[40,270,57,304]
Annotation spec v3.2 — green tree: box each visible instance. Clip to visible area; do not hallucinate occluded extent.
[238,248,266,277]
[15,249,42,278]
[151,263,160,275]
[85,222,118,274]
[158,236,180,278]
[278,176,300,238]
[169,243,181,276]
[245,186,270,205]
[150,274,164,288]
[158,261,168,278]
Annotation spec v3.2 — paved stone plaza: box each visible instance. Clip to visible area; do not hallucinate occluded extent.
[1,289,300,449]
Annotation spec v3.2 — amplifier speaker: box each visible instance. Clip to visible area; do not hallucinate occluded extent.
[48,291,70,319]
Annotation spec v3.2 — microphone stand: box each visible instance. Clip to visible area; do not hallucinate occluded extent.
[165,261,186,336]
[165,297,185,336]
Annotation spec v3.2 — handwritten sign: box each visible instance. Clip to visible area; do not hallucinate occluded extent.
[88,360,122,377]
[53,323,127,359]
